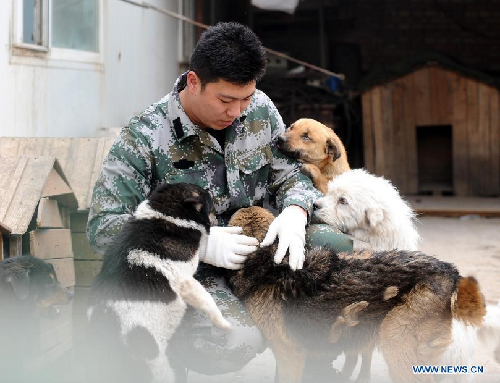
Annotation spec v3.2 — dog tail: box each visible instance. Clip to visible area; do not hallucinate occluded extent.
[452,276,486,326]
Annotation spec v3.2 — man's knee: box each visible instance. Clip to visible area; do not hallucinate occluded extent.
[306,224,353,252]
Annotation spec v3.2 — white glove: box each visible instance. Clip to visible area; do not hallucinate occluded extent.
[199,226,259,270]
[260,205,307,270]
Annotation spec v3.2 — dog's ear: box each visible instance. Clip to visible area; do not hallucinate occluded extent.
[184,196,204,212]
[365,207,384,228]
[6,272,30,300]
[326,139,341,161]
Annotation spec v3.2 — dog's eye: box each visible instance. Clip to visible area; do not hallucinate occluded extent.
[288,125,294,131]
[338,197,348,205]
[302,133,309,140]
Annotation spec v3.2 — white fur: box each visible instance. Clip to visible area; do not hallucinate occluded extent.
[314,168,420,251]
[134,200,208,234]
[439,302,500,383]
[108,299,185,383]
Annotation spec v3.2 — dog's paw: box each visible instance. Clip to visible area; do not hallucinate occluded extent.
[301,163,321,179]
[213,316,232,330]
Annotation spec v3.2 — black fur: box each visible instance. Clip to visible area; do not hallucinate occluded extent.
[0,255,72,317]
[229,246,460,354]
[89,182,213,304]
[0,255,73,383]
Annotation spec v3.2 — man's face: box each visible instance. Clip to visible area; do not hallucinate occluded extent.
[186,72,256,130]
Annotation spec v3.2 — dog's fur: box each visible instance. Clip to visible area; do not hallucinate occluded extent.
[314,168,420,252]
[86,182,230,383]
[227,206,500,383]
[0,255,73,382]
[277,118,350,194]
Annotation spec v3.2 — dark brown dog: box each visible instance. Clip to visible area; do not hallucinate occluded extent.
[227,207,487,383]
[0,255,73,382]
[277,118,350,194]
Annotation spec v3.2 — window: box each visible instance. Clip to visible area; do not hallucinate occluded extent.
[14,0,101,60]
[22,0,48,46]
[51,0,98,52]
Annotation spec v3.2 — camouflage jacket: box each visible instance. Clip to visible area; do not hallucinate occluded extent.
[87,73,321,254]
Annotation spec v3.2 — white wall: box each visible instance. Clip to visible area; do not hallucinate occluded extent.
[0,0,183,138]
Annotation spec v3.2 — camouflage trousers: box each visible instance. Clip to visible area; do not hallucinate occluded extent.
[168,224,353,379]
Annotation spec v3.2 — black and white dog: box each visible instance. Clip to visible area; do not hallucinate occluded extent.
[86,182,230,383]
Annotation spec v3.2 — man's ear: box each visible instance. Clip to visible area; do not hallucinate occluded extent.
[326,138,341,161]
[365,207,384,229]
[186,71,201,93]
[6,272,30,300]
[184,196,203,212]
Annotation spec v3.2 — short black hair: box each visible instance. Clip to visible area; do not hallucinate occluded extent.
[189,22,267,87]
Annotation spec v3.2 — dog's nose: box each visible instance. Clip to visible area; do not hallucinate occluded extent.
[276,136,285,147]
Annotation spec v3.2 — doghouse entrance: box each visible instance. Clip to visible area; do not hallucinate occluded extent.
[417,125,453,195]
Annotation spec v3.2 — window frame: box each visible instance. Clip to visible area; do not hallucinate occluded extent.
[12,0,104,65]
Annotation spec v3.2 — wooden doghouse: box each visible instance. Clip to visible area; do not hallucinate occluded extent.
[0,155,78,372]
[361,60,500,197]
[0,137,115,286]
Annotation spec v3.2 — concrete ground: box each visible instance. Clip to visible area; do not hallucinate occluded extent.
[188,216,500,383]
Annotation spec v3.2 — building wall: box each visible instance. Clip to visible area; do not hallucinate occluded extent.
[0,0,185,138]
[362,65,500,197]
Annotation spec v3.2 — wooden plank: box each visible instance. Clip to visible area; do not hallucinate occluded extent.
[413,66,432,127]
[391,79,408,192]
[72,232,102,261]
[429,66,452,125]
[45,258,75,288]
[477,83,491,195]
[42,168,73,198]
[0,137,21,157]
[29,229,73,259]
[491,88,500,195]
[64,138,98,212]
[381,83,394,180]
[361,91,375,172]
[466,79,480,195]
[60,206,71,229]
[48,138,72,171]
[0,156,29,222]
[450,73,469,196]
[406,72,419,193]
[74,260,102,287]
[0,236,4,261]
[10,235,23,257]
[36,198,63,228]
[407,196,500,216]
[371,86,385,175]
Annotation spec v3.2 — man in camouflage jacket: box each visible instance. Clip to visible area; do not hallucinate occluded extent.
[87,22,352,379]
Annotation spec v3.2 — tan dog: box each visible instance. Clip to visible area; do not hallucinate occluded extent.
[277,118,350,194]
[228,207,500,383]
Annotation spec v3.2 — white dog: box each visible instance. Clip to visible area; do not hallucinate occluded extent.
[313,168,420,251]
[314,169,500,383]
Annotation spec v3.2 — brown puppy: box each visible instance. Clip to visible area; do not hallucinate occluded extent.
[228,207,489,383]
[277,118,350,194]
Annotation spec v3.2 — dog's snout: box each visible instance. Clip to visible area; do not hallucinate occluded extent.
[276,135,285,147]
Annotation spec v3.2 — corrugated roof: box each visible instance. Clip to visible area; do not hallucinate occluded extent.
[0,155,78,235]
[0,137,115,211]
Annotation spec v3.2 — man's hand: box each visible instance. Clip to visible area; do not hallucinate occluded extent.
[260,205,307,270]
[200,227,259,270]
